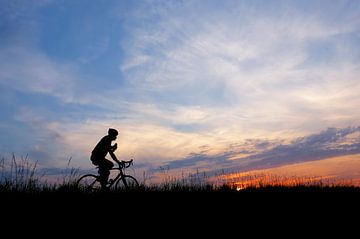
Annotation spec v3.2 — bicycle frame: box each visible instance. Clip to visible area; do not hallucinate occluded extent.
[107,165,126,188]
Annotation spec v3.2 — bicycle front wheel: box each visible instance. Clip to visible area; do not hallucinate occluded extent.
[76,174,101,192]
[114,175,139,191]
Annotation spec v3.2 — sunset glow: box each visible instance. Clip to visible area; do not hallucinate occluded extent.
[219,154,360,189]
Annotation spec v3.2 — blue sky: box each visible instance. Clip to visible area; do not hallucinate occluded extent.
[1,0,360,183]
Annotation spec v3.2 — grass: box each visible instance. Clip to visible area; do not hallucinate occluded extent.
[1,154,360,196]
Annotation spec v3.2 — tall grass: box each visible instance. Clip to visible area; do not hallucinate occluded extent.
[56,157,81,191]
[0,154,80,193]
[145,168,217,192]
[0,154,44,192]
[218,171,358,192]
[1,155,359,194]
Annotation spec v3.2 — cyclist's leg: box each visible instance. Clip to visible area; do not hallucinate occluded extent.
[90,154,100,166]
[104,158,114,170]
[98,159,114,190]
[98,167,109,189]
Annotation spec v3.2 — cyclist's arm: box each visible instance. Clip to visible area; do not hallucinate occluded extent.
[109,151,121,165]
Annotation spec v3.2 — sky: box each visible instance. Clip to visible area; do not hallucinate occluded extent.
[0,0,360,184]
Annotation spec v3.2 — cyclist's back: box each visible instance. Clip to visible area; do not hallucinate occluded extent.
[91,135,113,164]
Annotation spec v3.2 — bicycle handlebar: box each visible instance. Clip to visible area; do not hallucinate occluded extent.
[118,159,133,168]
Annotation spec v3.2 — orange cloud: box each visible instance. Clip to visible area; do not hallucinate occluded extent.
[219,154,360,189]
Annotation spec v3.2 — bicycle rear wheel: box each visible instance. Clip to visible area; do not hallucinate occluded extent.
[114,175,139,191]
[76,174,101,192]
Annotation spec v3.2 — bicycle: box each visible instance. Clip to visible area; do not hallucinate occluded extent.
[76,159,139,191]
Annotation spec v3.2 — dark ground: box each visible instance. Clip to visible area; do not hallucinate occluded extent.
[1,189,359,235]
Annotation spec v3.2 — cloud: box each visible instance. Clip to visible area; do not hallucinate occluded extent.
[0,45,130,108]
[120,54,152,72]
[237,127,360,171]
[9,107,72,167]
[160,126,360,176]
[223,154,360,187]
[0,46,78,103]
[119,0,360,136]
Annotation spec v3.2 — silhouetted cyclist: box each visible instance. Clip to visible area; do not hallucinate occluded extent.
[90,128,120,190]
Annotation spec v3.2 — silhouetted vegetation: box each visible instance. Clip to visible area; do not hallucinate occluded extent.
[1,155,360,196]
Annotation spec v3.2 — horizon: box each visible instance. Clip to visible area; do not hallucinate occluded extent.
[0,0,360,185]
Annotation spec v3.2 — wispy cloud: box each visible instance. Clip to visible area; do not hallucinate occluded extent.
[160,126,360,176]
[0,47,77,101]
[119,0,360,136]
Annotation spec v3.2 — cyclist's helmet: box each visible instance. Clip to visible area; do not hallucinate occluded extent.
[108,128,118,136]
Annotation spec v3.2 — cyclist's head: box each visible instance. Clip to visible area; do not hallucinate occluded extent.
[108,128,118,138]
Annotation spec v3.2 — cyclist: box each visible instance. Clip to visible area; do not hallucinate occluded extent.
[90,128,121,190]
